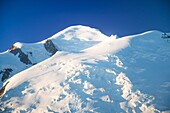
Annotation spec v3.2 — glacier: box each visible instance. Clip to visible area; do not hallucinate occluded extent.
[0,25,170,113]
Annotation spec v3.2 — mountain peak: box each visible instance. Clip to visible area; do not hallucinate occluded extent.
[0,26,170,113]
[49,25,109,41]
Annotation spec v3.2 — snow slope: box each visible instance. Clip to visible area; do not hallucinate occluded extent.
[0,25,109,86]
[0,26,170,113]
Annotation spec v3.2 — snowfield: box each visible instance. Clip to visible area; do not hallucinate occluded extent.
[0,25,170,113]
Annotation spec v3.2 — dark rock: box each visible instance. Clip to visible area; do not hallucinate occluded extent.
[9,45,32,65]
[44,39,58,55]
[0,81,9,98]
[0,68,13,82]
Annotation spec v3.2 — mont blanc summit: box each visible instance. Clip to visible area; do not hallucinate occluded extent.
[0,26,170,113]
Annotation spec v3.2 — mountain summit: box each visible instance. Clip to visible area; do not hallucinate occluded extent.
[0,26,170,113]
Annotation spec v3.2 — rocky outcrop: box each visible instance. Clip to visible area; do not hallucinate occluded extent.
[44,39,58,55]
[0,81,9,98]
[9,45,32,65]
[0,68,13,82]
[0,40,58,83]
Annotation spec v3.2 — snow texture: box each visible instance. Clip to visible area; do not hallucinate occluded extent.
[0,25,170,113]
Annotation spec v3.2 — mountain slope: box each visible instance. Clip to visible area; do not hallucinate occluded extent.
[0,26,170,113]
[0,25,109,86]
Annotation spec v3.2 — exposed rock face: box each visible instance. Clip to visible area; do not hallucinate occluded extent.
[9,45,32,65]
[0,68,13,82]
[44,39,58,55]
[0,40,58,83]
[0,81,9,98]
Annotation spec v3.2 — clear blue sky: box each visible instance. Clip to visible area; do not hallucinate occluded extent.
[0,0,170,52]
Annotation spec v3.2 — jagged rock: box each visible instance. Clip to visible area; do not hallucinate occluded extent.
[0,81,9,98]
[9,45,32,65]
[0,41,58,83]
[0,68,13,82]
[44,39,58,55]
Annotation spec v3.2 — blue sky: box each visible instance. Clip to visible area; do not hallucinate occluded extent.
[0,0,170,52]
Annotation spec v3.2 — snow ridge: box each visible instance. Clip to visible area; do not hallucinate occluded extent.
[0,25,170,113]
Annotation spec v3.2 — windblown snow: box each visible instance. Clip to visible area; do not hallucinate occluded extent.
[0,25,170,113]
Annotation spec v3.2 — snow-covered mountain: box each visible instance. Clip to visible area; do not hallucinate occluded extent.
[0,39,57,84]
[0,26,107,85]
[0,25,170,113]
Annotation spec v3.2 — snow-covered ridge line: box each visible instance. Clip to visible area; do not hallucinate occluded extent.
[48,25,109,41]
[0,38,59,84]
[0,25,170,113]
[0,25,117,85]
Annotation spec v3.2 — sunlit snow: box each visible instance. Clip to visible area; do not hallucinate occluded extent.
[0,26,170,113]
